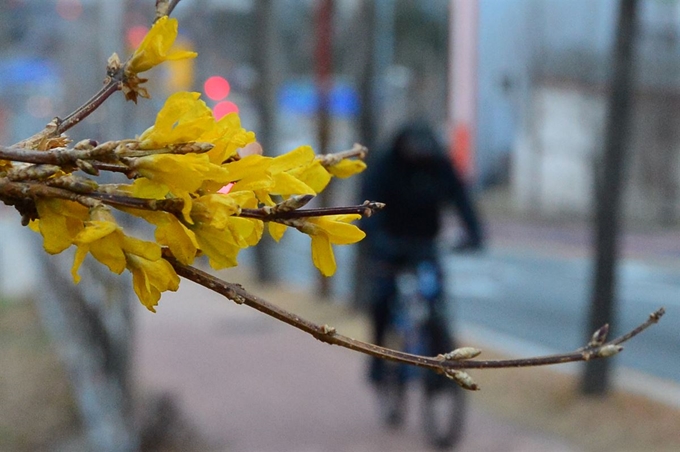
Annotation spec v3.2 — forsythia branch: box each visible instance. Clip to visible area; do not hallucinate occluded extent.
[164,253,665,390]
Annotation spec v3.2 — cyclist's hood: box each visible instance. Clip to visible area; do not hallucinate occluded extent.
[390,122,445,166]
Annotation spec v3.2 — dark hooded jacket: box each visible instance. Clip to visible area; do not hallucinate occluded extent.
[361,123,482,259]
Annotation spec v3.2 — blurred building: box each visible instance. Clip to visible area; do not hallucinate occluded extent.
[495,0,680,224]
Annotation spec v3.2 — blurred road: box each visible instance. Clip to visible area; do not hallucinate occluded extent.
[134,278,578,452]
[447,219,680,388]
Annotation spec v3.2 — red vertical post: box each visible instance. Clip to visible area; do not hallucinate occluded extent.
[448,0,478,181]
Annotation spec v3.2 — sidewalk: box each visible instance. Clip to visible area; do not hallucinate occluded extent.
[133,272,578,452]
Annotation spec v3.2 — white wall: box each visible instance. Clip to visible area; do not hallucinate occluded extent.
[512,84,605,217]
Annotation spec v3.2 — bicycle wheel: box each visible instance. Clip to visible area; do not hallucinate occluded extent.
[377,328,408,428]
[377,365,406,428]
[422,377,466,449]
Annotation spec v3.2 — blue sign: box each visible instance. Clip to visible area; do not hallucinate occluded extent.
[278,79,360,118]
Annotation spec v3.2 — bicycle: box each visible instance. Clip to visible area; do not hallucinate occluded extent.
[375,259,467,450]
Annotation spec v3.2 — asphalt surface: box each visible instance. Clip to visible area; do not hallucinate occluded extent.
[447,219,680,387]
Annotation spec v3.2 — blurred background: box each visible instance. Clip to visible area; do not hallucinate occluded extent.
[1,0,680,451]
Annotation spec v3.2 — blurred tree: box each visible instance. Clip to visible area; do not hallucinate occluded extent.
[251,0,278,283]
[582,0,639,396]
[316,0,334,298]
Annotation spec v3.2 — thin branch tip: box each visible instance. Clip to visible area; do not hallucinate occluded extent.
[163,252,664,391]
[651,307,665,322]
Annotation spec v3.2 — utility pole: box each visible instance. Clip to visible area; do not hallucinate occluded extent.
[582,0,639,396]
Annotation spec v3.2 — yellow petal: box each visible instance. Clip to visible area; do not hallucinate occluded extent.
[38,211,78,254]
[178,190,194,224]
[200,113,256,164]
[226,190,259,208]
[308,214,365,244]
[311,234,336,276]
[35,199,88,254]
[152,214,198,265]
[71,245,89,283]
[231,174,273,192]
[89,238,127,275]
[223,154,271,181]
[122,236,162,262]
[225,216,256,248]
[127,16,197,74]
[270,146,315,173]
[134,153,229,193]
[128,255,180,312]
[245,219,264,246]
[288,160,331,193]
[139,92,214,148]
[193,225,241,269]
[268,222,287,242]
[131,178,170,199]
[74,220,119,244]
[271,171,316,196]
[320,216,366,244]
[194,194,240,228]
[326,159,367,178]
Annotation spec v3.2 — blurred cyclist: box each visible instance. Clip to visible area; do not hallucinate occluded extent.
[360,121,484,384]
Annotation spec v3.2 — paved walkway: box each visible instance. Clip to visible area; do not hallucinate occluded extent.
[133,277,578,452]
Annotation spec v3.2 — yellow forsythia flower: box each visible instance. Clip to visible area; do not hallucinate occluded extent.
[71,219,158,282]
[132,153,229,194]
[301,214,365,277]
[138,92,214,148]
[189,191,263,269]
[127,254,180,312]
[127,16,197,74]
[200,113,256,165]
[224,147,321,205]
[70,211,180,311]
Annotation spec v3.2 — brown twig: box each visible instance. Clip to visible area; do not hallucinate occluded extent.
[156,0,183,19]
[57,79,121,135]
[0,179,101,209]
[164,254,664,389]
[316,143,368,167]
[239,200,385,221]
[611,307,665,345]
[87,192,184,214]
[0,145,108,166]
[167,0,183,17]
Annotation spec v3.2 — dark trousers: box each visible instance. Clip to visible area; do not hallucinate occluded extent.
[367,255,454,384]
